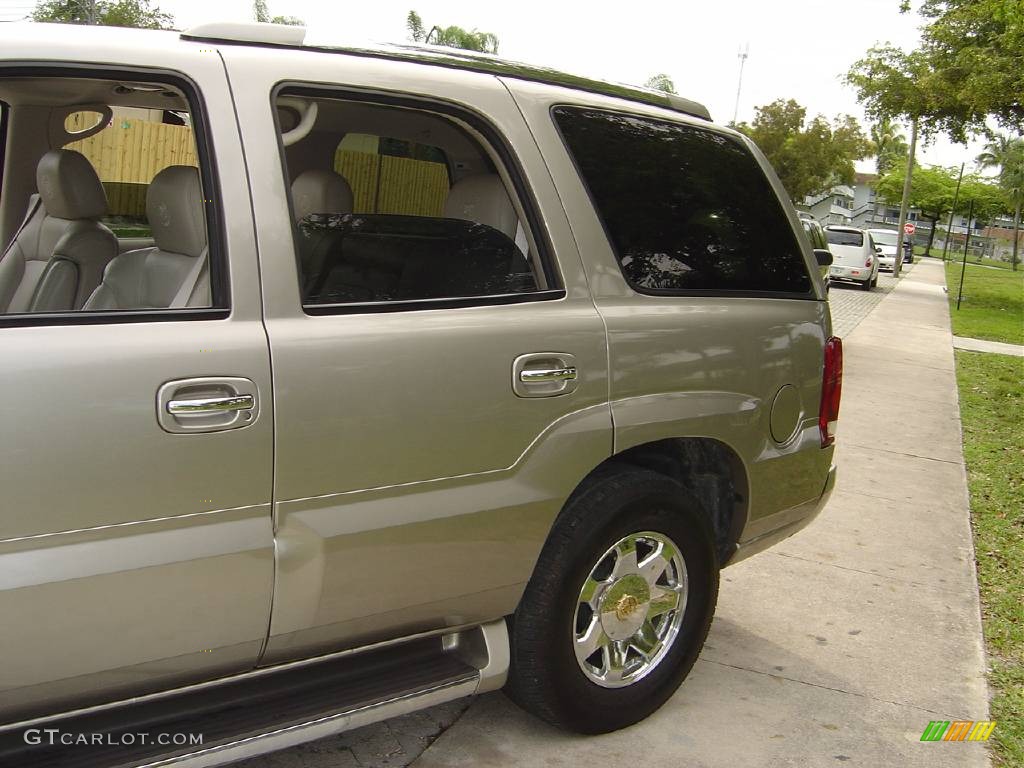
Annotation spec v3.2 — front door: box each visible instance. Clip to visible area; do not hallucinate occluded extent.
[0,50,274,723]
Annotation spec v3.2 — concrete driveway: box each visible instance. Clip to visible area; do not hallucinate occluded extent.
[240,259,991,768]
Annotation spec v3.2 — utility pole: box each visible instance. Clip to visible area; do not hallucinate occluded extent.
[732,43,749,125]
[941,163,965,262]
[893,116,918,278]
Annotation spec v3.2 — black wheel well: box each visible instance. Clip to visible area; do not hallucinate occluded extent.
[592,438,748,565]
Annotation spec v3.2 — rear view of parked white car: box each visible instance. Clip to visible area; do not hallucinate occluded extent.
[824,226,878,291]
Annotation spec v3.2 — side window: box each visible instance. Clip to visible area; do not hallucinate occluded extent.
[0,74,220,317]
[277,90,547,310]
[553,106,813,296]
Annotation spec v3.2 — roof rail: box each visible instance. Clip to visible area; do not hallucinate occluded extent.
[178,25,711,122]
[181,22,306,46]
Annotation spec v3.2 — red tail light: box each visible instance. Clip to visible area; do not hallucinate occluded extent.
[819,337,843,447]
[865,257,873,267]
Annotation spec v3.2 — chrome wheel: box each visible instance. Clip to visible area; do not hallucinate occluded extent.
[572,531,688,688]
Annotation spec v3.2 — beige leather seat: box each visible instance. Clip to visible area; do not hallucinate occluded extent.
[85,165,210,310]
[0,149,117,313]
[291,169,353,222]
[443,174,518,240]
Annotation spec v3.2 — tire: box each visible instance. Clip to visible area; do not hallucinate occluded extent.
[861,276,872,291]
[870,273,878,288]
[505,467,719,734]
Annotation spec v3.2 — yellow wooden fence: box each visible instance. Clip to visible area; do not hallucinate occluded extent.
[62,114,448,219]
[334,149,449,217]
[63,115,198,217]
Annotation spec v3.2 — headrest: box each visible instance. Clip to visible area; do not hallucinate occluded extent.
[36,149,107,220]
[443,174,517,240]
[147,166,207,258]
[291,169,354,222]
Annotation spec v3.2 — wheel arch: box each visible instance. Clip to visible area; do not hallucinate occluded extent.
[565,437,749,567]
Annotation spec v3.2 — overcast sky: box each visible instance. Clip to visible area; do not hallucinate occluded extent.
[0,0,989,171]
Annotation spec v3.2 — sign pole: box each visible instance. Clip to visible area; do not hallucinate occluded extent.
[956,199,974,311]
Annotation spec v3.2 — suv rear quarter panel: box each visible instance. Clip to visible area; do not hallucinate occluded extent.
[505,79,834,546]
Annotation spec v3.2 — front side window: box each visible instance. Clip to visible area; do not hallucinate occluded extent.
[0,73,221,317]
[554,106,812,296]
[277,89,549,310]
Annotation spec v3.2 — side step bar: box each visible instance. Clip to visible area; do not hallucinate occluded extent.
[0,620,509,768]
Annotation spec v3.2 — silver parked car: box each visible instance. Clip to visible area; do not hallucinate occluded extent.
[0,21,840,766]
[866,227,903,271]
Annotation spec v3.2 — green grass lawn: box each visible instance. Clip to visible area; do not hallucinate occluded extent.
[955,351,1024,765]
[945,261,1024,345]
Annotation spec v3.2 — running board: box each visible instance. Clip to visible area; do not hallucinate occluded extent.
[0,620,509,768]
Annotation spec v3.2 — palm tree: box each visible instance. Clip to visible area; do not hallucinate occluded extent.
[870,117,908,176]
[977,134,1024,271]
[644,74,677,95]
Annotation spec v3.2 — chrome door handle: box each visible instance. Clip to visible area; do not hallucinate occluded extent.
[167,394,255,415]
[512,353,579,398]
[518,367,577,384]
[157,377,259,434]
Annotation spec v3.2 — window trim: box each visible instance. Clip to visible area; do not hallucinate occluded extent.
[271,82,564,316]
[0,63,230,326]
[0,99,8,214]
[550,103,817,301]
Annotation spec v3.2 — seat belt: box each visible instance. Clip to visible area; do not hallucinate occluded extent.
[0,194,42,263]
[170,247,208,308]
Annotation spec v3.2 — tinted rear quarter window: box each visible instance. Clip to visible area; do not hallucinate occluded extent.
[553,106,812,296]
[825,229,863,247]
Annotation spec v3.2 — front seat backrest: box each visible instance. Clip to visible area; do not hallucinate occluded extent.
[84,166,209,310]
[291,169,353,222]
[443,174,518,240]
[0,149,117,313]
[291,169,354,294]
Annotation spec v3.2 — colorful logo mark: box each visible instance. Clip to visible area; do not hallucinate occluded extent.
[920,721,996,742]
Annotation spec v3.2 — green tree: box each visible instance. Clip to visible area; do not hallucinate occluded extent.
[32,0,173,28]
[254,1,302,26]
[406,9,498,54]
[407,10,426,42]
[644,74,676,95]
[870,117,908,176]
[735,99,870,202]
[976,134,1024,270]
[913,0,1024,138]
[875,165,1007,257]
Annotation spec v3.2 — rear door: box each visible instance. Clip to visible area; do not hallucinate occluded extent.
[0,42,273,722]
[221,47,611,662]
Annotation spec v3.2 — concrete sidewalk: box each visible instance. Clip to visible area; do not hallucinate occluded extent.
[414,258,991,768]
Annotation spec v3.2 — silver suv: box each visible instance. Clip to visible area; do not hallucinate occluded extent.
[0,21,840,766]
